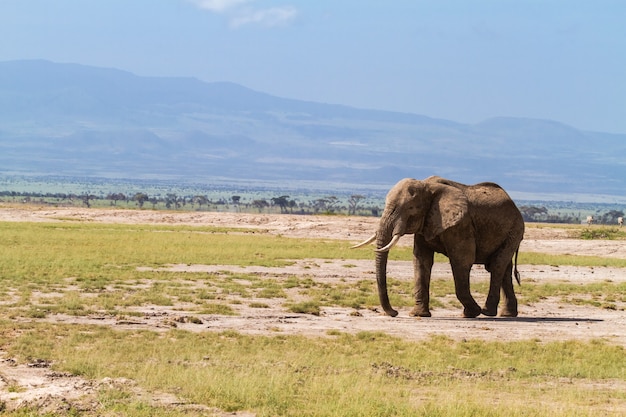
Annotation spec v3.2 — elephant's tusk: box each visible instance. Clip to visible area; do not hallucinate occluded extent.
[350,233,377,249]
[376,234,400,253]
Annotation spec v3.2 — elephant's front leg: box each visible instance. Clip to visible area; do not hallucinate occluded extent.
[410,243,434,317]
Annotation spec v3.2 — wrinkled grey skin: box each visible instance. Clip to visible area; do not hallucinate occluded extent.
[361,176,524,318]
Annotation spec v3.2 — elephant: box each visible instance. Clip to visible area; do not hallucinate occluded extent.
[353,176,524,318]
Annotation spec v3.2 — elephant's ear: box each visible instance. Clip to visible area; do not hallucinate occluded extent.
[423,184,469,241]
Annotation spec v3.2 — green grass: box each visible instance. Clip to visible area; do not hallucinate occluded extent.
[0,221,409,274]
[1,220,625,318]
[290,274,626,312]
[579,227,626,240]
[1,322,625,416]
[515,280,626,309]
[2,222,624,286]
[520,252,626,268]
[0,221,386,318]
[1,220,626,415]
[0,221,414,318]
[287,300,322,315]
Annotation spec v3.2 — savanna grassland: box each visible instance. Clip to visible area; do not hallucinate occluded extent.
[1,206,625,416]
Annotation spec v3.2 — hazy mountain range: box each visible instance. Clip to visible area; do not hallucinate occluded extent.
[1,59,624,197]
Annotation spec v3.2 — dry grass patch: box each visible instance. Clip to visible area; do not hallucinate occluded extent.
[2,323,625,416]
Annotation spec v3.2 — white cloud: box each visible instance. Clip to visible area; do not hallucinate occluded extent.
[188,0,297,28]
[230,6,297,28]
[189,0,251,13]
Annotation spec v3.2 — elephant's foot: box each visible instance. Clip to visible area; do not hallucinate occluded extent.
[410,306,431,317]
[462,304,482,318]
[499,308,518,317]
[500,300,518,317]
[481,306,498,317]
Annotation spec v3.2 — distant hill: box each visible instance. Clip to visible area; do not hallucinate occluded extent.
[1,59,624,196]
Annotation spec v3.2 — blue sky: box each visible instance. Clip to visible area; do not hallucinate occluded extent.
[1,0,624,133]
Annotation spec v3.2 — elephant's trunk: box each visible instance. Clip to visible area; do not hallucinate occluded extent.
[375,220,399,317]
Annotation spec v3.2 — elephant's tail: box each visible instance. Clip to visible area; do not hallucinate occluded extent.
[514,248,521,285]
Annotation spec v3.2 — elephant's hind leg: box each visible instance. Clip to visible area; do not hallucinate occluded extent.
[481,264,501,317]
[499,261,518,317]
[482,259,517,317]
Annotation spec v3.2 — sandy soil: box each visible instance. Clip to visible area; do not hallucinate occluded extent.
[1,206,625,414]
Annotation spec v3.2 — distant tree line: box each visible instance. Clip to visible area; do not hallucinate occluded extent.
[2,190,623,223]
[518,205,624,225]
[0,190,380,216]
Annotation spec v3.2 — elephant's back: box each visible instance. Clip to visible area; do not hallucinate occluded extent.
[467,184,524,257]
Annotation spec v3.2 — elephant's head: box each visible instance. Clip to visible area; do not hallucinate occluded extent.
[353,177,469,317]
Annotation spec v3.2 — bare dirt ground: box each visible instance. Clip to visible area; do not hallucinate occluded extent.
[1,206,626,414]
